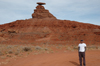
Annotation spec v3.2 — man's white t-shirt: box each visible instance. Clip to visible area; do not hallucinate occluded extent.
[78,43,86,52]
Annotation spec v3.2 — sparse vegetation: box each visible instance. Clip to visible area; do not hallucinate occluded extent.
[23,46,32,52]
[0,44,100,66]
[73,46,78,50]
[35,46,42,50]
[87,45,98,50]
[0,44,52,57]
[66,47,71,50]
[0,44,100,56]
[8,50,13,54]
[44,48,48,51]
[14,51,19,55]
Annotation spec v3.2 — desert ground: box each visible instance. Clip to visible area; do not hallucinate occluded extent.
[0,44,100,66]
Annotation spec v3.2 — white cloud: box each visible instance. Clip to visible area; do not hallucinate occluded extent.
[0,0,100,25]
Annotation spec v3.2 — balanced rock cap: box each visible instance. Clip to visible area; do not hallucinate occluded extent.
[37,2,46,5]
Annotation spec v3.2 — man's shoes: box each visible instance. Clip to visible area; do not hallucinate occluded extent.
[84,64,86,66]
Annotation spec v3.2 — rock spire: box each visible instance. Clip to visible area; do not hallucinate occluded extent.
[32,2,56,19]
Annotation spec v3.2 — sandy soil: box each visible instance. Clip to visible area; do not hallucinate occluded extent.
[1,50,100,66]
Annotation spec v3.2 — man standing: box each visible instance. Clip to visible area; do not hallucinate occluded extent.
[78,40,86,66]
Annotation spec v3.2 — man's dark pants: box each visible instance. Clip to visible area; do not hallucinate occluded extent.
[79,52,86,66]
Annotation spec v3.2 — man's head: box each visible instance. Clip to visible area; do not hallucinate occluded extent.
[80,40,83,43]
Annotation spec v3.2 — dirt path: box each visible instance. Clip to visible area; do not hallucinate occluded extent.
[1,50,100,66]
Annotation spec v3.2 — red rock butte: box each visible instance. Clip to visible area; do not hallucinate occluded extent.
[0,2,100,45]
[32,2,56,19]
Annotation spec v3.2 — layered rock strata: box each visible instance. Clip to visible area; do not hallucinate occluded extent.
[32,2,56,19]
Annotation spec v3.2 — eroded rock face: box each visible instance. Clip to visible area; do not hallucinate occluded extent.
[0,19,100,45]
[32,2,56,19]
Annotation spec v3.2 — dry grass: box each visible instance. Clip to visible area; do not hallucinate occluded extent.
[0,44,100,57]
[0,44,52,57]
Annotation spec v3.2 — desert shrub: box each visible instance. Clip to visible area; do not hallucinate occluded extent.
[73,46,78,50]
[15,51,20,55]
[35,46,42,50]
[8,50,13,54]
[6,54,12,57]
[44,48,48,51]
[66,47,71,50]
[23,47,32,52]
[15,52,19,55]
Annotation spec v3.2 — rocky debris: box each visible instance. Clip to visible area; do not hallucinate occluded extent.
[32,2,56,19]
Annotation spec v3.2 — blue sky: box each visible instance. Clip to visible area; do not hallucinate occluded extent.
[0,0,100,25]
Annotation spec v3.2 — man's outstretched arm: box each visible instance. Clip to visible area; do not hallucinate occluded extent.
[78,47,80,52]
[85,47,86,52]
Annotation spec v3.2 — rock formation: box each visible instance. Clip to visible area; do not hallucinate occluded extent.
[0,2,100,45]
[32,2,56,19]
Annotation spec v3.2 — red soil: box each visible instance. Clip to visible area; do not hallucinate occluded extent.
[1,50,100,66]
